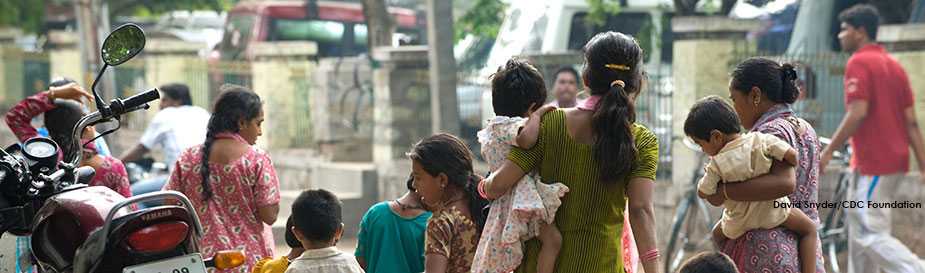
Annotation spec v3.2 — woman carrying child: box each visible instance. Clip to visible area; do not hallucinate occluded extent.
[684,96,818,273]
[482,31,660,273]
[704,58,825,273]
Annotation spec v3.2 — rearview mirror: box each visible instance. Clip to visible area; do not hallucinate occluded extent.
[101,24,145,66]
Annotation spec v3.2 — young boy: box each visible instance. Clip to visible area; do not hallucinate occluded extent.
[286,189,364,273]
[684,96,817,273]
[678,251,739,273]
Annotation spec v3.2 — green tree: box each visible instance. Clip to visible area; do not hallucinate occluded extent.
[586,0,622,27]
[0,0,47,34]
[454,0,505,42]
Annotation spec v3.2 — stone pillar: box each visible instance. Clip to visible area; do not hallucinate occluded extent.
[372,46,431,201]
[670,17,759,197]
[47,31,84,87]
[310,57,374,161]
[250,41,318,150]
[144,39,209,109]
[879,24,925,172]
[0,28,24,106]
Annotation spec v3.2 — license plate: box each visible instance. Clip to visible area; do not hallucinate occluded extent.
[123,253,207,273]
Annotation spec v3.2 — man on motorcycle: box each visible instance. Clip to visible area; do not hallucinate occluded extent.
[120,83,209,195]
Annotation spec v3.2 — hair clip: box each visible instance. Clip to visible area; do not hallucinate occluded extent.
[604,64,631,71]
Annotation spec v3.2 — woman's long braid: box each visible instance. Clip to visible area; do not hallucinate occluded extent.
[199,84,263,201]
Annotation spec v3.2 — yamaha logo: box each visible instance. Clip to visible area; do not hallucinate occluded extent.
[141,210,173,221]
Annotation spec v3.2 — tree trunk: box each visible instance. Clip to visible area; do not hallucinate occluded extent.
[426,0,460,135]
[361,0,395,50]
[786,0,834,54]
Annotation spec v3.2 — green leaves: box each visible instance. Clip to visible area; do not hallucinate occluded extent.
[586,0,622,27]
[454,0,506,42]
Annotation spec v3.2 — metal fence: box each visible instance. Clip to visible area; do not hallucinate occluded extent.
[638,64,673,179]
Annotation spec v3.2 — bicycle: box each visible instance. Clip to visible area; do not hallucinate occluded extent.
[818,137,851,273]
[664,138,717,273]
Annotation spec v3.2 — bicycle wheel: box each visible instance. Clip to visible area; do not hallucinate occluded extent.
[664,195,714,273]
[822,172,851,273]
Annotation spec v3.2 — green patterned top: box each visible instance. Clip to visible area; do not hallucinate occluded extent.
[508,110,659,273]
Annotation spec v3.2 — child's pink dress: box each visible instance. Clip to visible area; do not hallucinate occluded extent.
[471,116,569,273]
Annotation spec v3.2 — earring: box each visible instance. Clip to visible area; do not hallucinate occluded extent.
[753,99,760,107]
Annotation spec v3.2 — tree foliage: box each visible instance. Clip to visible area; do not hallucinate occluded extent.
[586,0,622,27]
[454,0,505,42]
[0,0,47,34]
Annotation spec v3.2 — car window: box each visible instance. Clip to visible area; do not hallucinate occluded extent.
[268,18,423,57]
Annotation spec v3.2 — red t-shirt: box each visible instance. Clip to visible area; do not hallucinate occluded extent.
[844,44,915,175]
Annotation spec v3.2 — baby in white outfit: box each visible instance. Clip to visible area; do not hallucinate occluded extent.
[684,96,817,273]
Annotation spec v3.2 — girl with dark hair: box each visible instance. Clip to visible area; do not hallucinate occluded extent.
[407,133,487,273]
[705,57,825,273]
[482,31,660,273]
[163,84,280,273]
[4,82,131,197]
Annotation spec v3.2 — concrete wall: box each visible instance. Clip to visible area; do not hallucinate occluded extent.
[310,57,374,162]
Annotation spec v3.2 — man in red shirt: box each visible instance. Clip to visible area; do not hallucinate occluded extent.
[822,4,925,273]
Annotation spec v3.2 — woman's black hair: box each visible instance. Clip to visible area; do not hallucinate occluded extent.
[731,57,800,104]
[582,31,644,183]
[44,99,87,161]
[200,84,262,200]
[407,133,488,232]
[490,58,547,117]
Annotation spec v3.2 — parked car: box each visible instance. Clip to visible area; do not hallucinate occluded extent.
[150,10,226,56]
[209,0,424,62]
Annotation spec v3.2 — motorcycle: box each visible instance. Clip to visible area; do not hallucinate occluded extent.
[125,157,168,185]
[0,24,243,273]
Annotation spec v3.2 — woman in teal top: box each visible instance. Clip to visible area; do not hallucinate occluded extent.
[356,176,432,273]
[483,32,661,273]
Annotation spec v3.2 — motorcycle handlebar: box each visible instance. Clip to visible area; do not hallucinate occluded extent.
[110,88,159,117]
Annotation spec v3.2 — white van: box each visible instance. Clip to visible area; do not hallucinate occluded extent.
[462,0,674,125]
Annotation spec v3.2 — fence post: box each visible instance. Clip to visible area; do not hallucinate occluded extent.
[48,31,84,87]
[0,28,24,105]
[250,41,318,150]
[144,39,208,109]
[372,46,431,201]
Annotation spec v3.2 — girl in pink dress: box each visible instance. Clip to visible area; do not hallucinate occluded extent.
[472,59,569,273]
[163,85,281,273]
[4,81,130,197]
